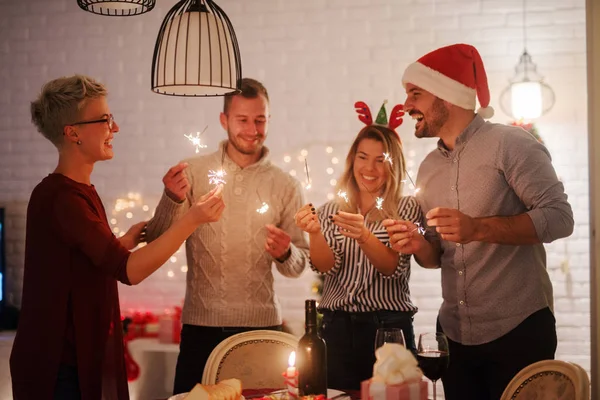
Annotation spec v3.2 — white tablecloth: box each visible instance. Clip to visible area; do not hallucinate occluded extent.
[127,338,180,400]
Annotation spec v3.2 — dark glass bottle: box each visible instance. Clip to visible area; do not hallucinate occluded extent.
[296,299,327,396]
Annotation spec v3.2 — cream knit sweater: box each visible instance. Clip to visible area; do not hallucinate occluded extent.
[146,141,309,327]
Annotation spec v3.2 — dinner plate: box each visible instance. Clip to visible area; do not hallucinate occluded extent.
[168,389,344,400]
[268,388,346,399]
[168,394,247,400]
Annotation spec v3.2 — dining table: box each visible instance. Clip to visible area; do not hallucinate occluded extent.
[158,388,361,400]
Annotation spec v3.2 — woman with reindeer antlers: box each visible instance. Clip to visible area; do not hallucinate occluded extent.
[294,101,439,390]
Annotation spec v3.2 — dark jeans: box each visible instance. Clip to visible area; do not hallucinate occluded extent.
[320,309,416,391]
[54,364,81,400]
[438,307,557,400]
[173,324,282,395]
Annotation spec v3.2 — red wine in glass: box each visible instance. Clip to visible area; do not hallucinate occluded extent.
[416,350,449,381]
[417,333,449,399]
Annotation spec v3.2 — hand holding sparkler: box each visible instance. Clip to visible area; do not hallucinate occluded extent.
[163,162,189,203]
[265,224,292,261]
[426,207,478,244]
[189,185,225,224]
[294,203,321,234]
[382,219,429,254]
[329,211,370,244]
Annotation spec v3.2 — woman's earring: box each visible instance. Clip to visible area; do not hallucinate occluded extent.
[76,140,82,145]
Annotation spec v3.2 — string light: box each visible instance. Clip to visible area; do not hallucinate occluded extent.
[110,193,188,275]
[184,125,208,154]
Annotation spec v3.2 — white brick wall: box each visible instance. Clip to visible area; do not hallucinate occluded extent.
[0,0,590,395]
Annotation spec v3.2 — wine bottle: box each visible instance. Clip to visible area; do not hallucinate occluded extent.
[296,299,327,396]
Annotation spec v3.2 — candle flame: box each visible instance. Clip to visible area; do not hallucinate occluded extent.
[288,351,296,367]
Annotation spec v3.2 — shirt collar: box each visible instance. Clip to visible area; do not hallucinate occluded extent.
[218,140,271,172]
[436,114,486,157]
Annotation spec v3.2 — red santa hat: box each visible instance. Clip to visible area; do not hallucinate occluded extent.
[401,43,494,119]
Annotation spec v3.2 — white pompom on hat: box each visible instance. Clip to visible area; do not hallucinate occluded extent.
[402,43,495,119]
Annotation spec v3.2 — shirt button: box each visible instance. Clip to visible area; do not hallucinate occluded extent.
[459,300,465,305]
[456,243,461,247]
[234,187,242,195]
[451,186,456,191]
[458,270,463,275]
[236,175,243,182]
[453,158,458,163]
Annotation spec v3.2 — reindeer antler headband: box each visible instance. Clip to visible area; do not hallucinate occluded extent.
[354,100,405,140]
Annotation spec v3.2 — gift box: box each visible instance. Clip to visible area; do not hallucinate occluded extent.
[361,379,428,400]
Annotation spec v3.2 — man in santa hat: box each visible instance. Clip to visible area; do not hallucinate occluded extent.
[383,43,574,399]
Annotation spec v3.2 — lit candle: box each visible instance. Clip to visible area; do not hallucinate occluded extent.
[287,351,296,378]
[285,351,298,398]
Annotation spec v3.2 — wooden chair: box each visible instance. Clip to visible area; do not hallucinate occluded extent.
[201,330,298,389]
[500,360,590,400]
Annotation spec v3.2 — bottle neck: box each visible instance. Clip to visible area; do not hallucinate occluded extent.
[304,299,318,335]
[305,323,317,334]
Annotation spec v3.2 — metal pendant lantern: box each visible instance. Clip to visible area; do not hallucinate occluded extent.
[77,0,155,16]
[151,0,242,97]
[498,0,555,121]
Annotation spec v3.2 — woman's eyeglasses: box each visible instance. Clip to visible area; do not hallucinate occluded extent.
[68,114,114,130]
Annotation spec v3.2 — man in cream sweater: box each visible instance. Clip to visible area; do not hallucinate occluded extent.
[146,78,309,395]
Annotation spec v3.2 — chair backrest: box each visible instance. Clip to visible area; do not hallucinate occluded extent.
[500,360,590,400]
[201,330,299,389]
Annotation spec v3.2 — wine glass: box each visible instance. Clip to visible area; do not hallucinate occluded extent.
[417,333,449,400]
[374,328,405,351]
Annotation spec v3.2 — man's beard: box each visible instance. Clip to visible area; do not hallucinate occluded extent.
[416,98,449,138]
[227,130,264,155]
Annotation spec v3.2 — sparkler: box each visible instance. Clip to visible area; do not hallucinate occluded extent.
[411,221,426,235]
[208,169,226,186]
[383,152,393,165]
[337,189,349,203]
[184,125,208,153]
[403,172,421,195]
[304,157,311,190]
[257,202,270,214]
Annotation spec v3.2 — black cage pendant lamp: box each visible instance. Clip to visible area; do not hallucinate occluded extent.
[77,0,155,16]
[151,0,242,97]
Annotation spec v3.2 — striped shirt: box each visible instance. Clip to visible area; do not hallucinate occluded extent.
[417,115,574,345]
[313,196,422,313]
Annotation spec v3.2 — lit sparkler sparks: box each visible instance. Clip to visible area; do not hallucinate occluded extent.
[208,169,226,186]
[411,222,426,235]
[184,125,209,153]
[383,152,393,165]
[375,197,384,210]
[337,190,349,203]
[257,202,270,214]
